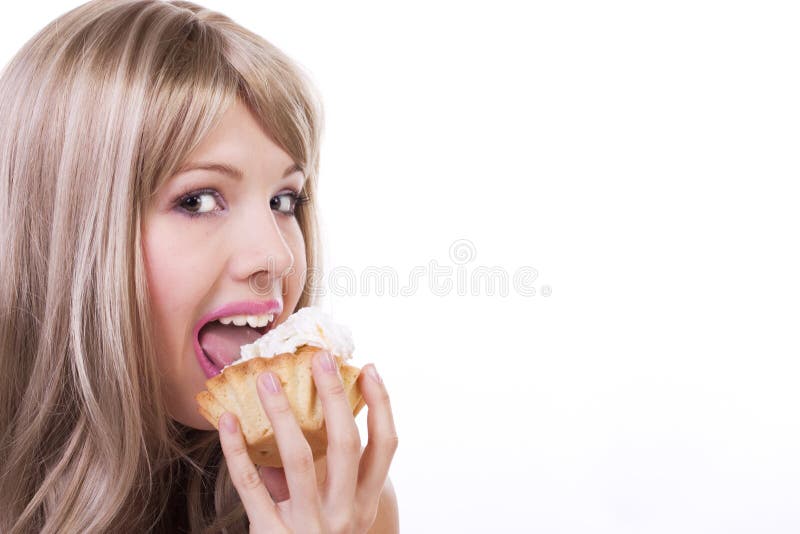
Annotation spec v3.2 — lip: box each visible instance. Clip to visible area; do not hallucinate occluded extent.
[193,299,283,379]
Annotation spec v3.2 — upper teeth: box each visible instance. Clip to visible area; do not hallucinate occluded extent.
[218,313,275,329]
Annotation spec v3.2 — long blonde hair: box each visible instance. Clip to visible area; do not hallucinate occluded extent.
[0,1,324,531]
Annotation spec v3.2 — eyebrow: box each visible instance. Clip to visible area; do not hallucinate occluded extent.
[174,161,303,180]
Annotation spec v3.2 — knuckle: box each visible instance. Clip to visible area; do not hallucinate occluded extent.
[234,466,264,492]
[327,510,355,534]
[378,433,399,453]
[373,386,392,405]
[226,440,250,458]
[284,444,315,475]
[354,506,378,532]
[269,398,294,418]
[330,431,361,456]
[325,379,347,398]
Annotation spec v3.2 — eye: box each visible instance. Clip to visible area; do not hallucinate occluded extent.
[175,188,223,218]
[271,191,310,217]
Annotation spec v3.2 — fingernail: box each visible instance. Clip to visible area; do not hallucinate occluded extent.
[259,372,281,394]
[317,350,336,373]
[367,364,383,384]
[220,412,238,433]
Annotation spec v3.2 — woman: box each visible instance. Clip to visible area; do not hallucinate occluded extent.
[0,1,398,531]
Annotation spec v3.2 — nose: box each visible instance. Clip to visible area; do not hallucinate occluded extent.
[227,201,295,293]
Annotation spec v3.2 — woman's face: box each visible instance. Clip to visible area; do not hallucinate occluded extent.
[142,100,307,429]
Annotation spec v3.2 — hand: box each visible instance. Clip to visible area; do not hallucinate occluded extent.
[218,350,398,533]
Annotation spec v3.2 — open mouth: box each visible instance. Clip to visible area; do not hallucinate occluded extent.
[195,316,275,377]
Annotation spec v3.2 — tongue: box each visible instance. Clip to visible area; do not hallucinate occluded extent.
[199,322,263,368]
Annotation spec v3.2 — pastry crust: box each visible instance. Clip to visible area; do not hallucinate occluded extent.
[196,344,365,467]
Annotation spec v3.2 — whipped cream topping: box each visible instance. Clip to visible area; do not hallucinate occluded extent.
[229,306,354,368]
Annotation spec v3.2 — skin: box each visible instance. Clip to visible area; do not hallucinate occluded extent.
[143,100,399,532]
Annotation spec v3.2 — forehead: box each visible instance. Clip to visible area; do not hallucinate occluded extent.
[172,160,303,182]
[165,100,306,188]
[180,101,298,171]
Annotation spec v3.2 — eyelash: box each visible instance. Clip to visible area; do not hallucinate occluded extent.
[173,188,310,219]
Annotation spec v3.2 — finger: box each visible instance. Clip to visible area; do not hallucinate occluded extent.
[356,364,399,504]
[256,371,323,528]
[217,412,283,528]
[312,350,361,510]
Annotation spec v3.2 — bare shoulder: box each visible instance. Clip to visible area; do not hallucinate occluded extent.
[367,476,399,534]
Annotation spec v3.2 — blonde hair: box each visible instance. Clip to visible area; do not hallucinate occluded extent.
[0,0,324,531]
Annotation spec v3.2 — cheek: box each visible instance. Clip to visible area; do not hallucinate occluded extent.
[145,234,181,316]
[143,233,179,364]
[142,219,212,359]
[286,223,308,293]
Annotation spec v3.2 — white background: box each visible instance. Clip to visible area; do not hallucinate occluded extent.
[3,1,799,532]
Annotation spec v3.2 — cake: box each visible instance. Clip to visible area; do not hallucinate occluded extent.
[195,306,365,467]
